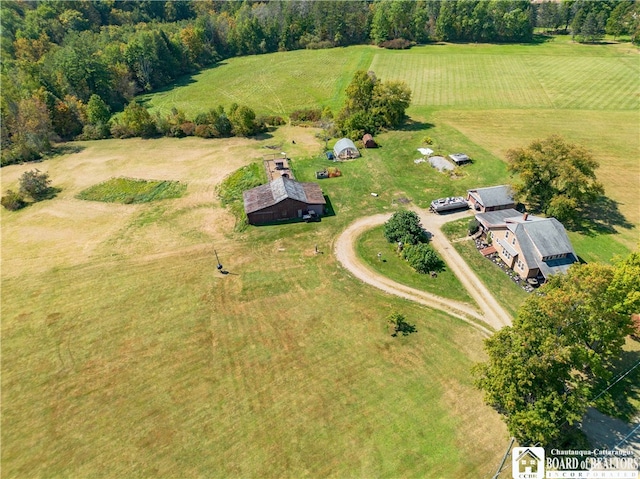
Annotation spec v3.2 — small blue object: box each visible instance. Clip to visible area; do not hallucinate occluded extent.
[325,151,334,160]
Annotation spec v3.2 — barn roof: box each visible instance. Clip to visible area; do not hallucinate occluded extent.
[243,177,325,214]
[468,185,515,208]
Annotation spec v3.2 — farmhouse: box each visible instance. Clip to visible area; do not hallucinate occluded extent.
[333,138,360,159]
[467,185,515,212]
[243,176,326,225]
[449,153,471,165]
[362,134,377,148]
[476,209,577,281]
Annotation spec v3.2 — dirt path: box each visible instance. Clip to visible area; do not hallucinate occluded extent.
[334,209,512,333]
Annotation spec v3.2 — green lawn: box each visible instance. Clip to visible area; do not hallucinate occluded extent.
[3,38,639,478]
[355,225,475,304]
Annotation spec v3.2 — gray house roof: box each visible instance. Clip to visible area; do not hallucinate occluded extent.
[333,138,359,158]
[475,208,522,229]
[468,185,515,209]
[243,177,325,214]
[477,210,577,277]
[508,217,575,259]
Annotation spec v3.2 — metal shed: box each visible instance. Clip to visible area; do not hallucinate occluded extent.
[333,138,360,159]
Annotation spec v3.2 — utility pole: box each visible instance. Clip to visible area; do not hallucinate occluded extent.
[214,249,223,271]
[492,437,515,479]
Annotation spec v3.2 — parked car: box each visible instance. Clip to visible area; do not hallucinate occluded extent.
[303,210,320,222]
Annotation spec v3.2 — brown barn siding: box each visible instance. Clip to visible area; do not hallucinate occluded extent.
[247,198,309,225]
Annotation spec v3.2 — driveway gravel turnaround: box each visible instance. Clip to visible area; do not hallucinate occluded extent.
[334,208,513,334]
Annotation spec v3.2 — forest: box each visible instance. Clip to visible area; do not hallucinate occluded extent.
[2,0,638,165]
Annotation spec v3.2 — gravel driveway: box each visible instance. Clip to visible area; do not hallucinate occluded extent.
[334,208,513,333]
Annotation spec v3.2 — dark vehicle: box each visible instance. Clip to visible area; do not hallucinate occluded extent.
[325,151,334,160]
[303,210,320,222]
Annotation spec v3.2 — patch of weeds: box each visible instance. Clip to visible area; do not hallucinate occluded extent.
[216,162,267,231]
[76,177,186,204]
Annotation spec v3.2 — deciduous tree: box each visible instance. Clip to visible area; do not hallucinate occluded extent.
[383,210,425,245]
[337,70,411,138]
[19,169,52,201]
[402,243,444,273]
[474,260,636,446]
[387,312,417,337]
[506,135,604,225]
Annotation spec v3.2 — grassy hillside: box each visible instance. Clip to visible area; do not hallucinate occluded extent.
[139,47,378,117]
[141,39,639,253]
[3,38,638,478]
[2,132,508,478]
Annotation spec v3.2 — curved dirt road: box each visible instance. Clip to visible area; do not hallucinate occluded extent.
[334,209,512,334]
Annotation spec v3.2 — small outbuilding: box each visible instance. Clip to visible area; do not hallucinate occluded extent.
[243,176,326,225]
[449,153,471,165]
[467,185,515,212]
[362,134,378,148]
[333,138,360,160]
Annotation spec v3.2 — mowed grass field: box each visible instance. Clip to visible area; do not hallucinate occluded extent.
[143,38,638,254]
[2,130,509,478]
[3,38,639,478]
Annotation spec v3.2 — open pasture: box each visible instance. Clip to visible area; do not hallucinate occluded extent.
[2,128,509,478]
[3,38,638,478]
[140,47,377,117]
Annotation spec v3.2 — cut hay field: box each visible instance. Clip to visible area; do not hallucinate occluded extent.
[3,38,638,478]
[2,130,509,478]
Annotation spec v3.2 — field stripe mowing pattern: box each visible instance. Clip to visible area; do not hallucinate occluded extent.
[370,49,639,111]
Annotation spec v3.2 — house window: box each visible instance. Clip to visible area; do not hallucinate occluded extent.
[512,238,516,245]
[505,231,509,238]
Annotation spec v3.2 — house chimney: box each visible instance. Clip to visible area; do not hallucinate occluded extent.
[523,213,529,221]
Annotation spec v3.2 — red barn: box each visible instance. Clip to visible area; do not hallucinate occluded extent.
[243,177,326,225]
[362,134,377,148]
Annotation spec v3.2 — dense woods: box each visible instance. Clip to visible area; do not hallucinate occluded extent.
[2,0,637,165]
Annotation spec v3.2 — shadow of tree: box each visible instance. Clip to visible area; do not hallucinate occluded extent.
[398,119,435,132]
[249,131,274,141]
[593,346,640,423]
[49,144,86,157]
[574,195,634,235]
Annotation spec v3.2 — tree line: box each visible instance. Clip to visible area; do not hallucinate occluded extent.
[2,1,637,166]
[535,0,639,43]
